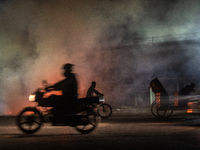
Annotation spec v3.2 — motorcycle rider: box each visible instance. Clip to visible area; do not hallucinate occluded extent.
[179,83,195,96]
[86,81,103,97]
[46,63,78,123]
[51,63,78,101]
[178,83,195,107]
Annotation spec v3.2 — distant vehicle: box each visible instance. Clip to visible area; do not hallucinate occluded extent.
[150,78,200,118]
[93,95,112,119]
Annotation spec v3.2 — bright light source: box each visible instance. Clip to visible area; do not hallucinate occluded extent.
[29,95,35,101]
[187,109,193,113]
[99,96,105,102]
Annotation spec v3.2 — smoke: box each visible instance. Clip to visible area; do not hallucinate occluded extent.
[1,0,200,114]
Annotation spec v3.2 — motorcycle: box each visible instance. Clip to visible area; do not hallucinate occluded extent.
[93,96,112,119]
[17,81,101,134]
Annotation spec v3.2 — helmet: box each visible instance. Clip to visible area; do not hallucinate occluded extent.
[63,63,74,71]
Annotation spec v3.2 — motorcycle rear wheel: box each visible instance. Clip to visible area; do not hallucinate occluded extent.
[17,107,43,134]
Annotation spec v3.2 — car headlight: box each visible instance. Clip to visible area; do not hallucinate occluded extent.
[29,95,36,101]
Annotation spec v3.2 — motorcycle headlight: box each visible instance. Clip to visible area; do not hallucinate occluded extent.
[29,95,36,101]
[99,96,105,103]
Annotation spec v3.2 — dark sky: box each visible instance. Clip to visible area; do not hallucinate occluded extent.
[1,0,200,114]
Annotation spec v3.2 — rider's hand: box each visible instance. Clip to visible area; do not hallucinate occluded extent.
[45,86,53,91]
[45,87,49,91]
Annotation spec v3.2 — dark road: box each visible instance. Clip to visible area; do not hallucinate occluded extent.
[1,110,200,150]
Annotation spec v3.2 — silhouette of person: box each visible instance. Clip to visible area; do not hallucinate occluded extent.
[46,63,78,121]
[51,63,78,101]
[86,81,103,97]
[179,83,195,96]
[179,83,195,107]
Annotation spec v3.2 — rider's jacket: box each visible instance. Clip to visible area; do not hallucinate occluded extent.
[53,73,78,100]
[86,86,101,97]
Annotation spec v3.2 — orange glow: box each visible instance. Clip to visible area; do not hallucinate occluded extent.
[187,109,193,113]
[156,93,160,105]
[5,112,12,115]
[43,91,62,98]
[188,102,193,106]
[25,111,35,115]
[174,92,179,106]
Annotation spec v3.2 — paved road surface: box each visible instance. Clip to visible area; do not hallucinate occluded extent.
[0,108,200,149]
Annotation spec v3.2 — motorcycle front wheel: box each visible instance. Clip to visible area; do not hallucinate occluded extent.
[97,103,112,118]
[17,107,43,134]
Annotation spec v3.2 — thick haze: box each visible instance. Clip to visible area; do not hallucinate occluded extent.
[1,0,200,114]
